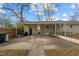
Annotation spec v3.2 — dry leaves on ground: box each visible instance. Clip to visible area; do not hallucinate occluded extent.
[45,48,79,56]
[0,49,30,56]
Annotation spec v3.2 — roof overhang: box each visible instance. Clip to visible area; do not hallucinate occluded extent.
[24,21,79,25]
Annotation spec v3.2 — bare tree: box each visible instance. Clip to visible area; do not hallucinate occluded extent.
[1,3,31,35]
[69,4,79,21]
[32,4,42,21]
[42,3,58,21]
[2,3,31,22]
[69,12,79,21]
[0,14,13,28]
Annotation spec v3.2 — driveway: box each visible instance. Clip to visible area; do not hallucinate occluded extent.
[0,36,34,50]
[0,35,79,56]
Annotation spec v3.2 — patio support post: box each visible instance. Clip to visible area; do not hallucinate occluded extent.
[64,23,66,36]
[55,23,56,36]
[37,25,40,35]
[16,26,17,37]
[60,24,61,28]
[60,24,61,35]
[16,23,17,37]
[28,25,30,35]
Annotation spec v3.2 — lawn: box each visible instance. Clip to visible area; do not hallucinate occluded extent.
[0,49,30,56]
[45,48,79,56]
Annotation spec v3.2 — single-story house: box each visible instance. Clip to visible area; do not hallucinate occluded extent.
[23,21,79,36]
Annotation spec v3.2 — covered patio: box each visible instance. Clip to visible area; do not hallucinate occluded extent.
[23,21,73,36]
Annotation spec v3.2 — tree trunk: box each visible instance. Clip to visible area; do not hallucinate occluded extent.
[20,3,23,22]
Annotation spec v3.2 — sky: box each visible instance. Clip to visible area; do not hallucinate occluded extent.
[25,3,79,21]
[0,3,79,24]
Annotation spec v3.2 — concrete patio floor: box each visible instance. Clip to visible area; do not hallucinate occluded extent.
[0,35,79,56]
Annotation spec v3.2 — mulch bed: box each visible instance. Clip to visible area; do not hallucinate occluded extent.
[68,34,79,39]
[0,49,30,56]
[45,48,79,56]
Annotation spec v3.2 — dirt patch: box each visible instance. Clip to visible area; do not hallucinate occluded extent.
[0,49,30,56]
[45,48,79,56]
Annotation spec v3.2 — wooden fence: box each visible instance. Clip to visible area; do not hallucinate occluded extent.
[0,28,21,39]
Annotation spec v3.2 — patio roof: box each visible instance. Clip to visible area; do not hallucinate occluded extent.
[24,21,79,25]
